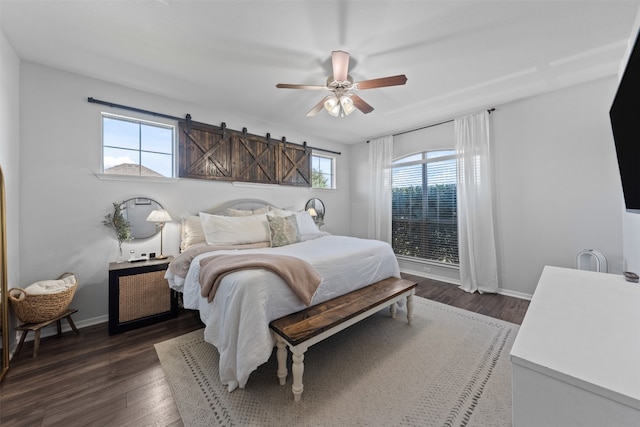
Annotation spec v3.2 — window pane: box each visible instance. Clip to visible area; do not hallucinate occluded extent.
[141,124,173,154]
[141,152,173,177]
[103,117,139,150]
[103,146,139,174]
[312,154,335,189]
[102,114,175,177]
[391,151,458,265]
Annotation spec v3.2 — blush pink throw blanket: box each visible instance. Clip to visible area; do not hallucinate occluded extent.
[199,254,322,306]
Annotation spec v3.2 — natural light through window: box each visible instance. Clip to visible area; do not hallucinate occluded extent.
[102,114,175,177]
[391,150,458,265]
[311,154,335,189]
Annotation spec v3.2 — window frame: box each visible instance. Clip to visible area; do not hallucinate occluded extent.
[101,113,176,179]
[391,149,459,267]
[311,152,336,189]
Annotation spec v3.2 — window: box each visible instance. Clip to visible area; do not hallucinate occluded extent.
[311,153,335,189]
[102,114,174,177]
[391,150,458,265]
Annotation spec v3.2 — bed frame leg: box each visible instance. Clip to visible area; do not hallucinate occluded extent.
[274,334,288,385]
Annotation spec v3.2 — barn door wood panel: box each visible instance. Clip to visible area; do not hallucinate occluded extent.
[232,134,277,184]
[179,121,232,181]
[179,120,311,186]
[279,142,311,187]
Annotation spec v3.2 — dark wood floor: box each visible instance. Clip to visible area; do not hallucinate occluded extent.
[0,276,529,426]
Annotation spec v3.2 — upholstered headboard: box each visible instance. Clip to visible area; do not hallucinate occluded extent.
[203,199,280,215]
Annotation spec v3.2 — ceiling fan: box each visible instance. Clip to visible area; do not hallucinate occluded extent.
[276,50,407,117]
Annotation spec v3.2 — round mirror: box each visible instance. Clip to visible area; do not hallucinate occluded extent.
[122,198,163,240]
[305,198,325,225]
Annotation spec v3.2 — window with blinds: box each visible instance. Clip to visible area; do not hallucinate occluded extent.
[391,150,458,265]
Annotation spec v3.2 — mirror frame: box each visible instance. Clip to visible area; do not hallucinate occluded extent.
[1,166,9,382]
[305,198,325,225]
[122,197,163,240]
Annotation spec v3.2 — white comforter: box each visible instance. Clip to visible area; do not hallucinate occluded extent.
[165,234,400,391]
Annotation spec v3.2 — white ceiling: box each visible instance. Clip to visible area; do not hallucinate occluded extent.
[1,0,639,144]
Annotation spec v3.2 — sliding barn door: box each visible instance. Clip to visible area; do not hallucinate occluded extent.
[179,120,310,186]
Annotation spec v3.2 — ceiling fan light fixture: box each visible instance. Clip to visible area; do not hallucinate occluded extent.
[324,96,341,117]
[340,95,355,116]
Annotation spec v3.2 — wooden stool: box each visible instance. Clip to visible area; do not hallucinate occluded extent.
[14,309,79,358]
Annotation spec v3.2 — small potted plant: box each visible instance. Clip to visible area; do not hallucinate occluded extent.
[103,201,132,262]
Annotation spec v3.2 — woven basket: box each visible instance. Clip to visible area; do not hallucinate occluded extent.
[8,272,77,324]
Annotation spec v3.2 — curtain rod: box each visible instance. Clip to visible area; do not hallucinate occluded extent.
[366,108,495,143]
[87,97,341,156]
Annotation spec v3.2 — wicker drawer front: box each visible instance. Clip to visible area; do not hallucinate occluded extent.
[118,270,170,323]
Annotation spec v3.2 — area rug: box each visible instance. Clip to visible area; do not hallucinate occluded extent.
[155,297,518,427]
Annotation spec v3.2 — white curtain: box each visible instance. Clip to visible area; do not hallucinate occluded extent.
[454,111,499,293]
[368,135,393,242]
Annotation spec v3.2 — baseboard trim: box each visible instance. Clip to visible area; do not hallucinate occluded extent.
[401,268,460,286]
[401,268,533,301]
[497,288,532,301]
[13,315,108,344]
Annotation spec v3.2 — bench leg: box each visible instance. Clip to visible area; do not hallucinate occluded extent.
[407,291,415,325]
[14,330,28,357]
[390,302,397,318]
[66,315,80,335]
[274,334,288,385]
[33,329,42,358]
[291,350,305,401]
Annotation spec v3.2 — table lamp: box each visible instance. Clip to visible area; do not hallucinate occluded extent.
[146,209,172,259]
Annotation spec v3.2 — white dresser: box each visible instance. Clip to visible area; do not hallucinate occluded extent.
[510,266,640,426]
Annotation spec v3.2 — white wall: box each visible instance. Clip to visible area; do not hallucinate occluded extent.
[0,24,21,341]
[494,77,623,297]
[19,62,350,326]
[351,77,623,297]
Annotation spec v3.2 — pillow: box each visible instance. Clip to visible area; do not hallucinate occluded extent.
[267,214,301,247]
[200,212,270,245]
[269,208,295,217]
[227,205,271,216]
[180,214,206,251]
[295,211,320,234]
[226,208,253,217]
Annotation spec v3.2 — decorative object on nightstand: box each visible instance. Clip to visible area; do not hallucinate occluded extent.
[146,209,172,260]
[108,257,178,335]
[102,201,132,262]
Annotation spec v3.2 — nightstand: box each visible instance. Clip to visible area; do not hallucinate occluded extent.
[108,256,178,335]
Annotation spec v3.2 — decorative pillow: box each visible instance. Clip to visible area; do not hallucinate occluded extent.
[180,214,206,251]
[200,212,270,245]
[269,208,295,217]
[295,211,320,234]
[267,214,301,247]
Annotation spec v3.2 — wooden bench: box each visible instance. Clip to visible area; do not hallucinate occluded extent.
[269,277,417,401]
[14,308,79,358]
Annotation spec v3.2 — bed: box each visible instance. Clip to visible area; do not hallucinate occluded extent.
[165,199,401,392]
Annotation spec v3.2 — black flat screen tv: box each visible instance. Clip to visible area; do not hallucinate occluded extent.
[611,29,640,210]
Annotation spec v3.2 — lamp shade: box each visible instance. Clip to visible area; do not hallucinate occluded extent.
[307,208,317,217]
[146,209,172,223]
[340,95,355,115]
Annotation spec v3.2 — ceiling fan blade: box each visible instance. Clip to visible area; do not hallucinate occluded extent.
[351,94,374,114]
[331,50,350,82]
[355,74,407,90]
[306,96,330,116]
[276,83,326,90]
